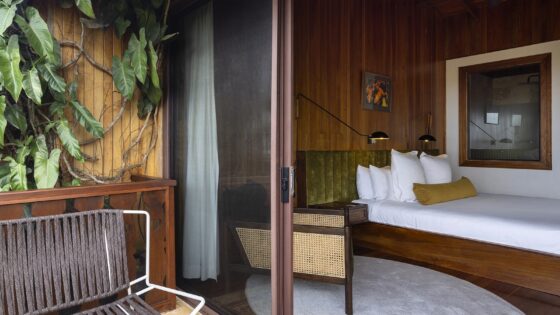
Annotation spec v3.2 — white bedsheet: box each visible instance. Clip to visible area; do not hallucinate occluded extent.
[353,194,560,256]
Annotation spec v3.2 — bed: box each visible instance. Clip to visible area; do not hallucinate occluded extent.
[297,150,560,297]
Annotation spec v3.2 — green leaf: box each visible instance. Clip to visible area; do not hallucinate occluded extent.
[23,67,43,104]
[15,7,54,62]
[135,8,160,43]
[49,101,66,117]
[75,0,95,19]
[37,63,66,93]
[148,41,159,88]
[0,4,16,35]
[137,95,154,119]
[114,16,130,38]
[127,28,148,83]
[160,32,178,42]
[4,156,27,190]
[0,96,6,147]
[56,119,83,162]
[15,142,30,163]
[0,35,23,101]
[62,178,81,187]
[68,80,78,100]
[112,56,135,100]
[146,82,161,104]
[34,135,60,189]
[0,162,11,189]
[70,100,103,138]
[4,103,27,132]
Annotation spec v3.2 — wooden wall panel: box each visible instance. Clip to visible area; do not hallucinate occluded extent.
[43,1,163,181]
[294,0,445,152]
[444,0,560,59]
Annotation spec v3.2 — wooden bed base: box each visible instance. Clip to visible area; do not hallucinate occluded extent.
[353,222,560,296]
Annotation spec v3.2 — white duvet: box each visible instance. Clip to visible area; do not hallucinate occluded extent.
[354,193,560,256]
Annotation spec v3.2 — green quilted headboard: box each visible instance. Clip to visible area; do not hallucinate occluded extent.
[296,150,392,207]
[296,150,439,207]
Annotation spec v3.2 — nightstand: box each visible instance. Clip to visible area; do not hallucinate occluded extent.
[294,202,368,315]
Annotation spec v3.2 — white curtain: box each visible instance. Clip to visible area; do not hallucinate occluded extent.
[181,1,219,281]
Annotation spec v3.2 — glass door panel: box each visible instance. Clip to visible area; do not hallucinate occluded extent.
[168,0,284,314]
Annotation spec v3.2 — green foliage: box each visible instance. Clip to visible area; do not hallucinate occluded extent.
[0,35,23,101]
[74,0,95,19]
[37,63,66,93]
[112,55,136,100]
[33,135,60,189]
[56,119,83,162]
[5,103,27,132]
[22,67,43,104]
[148,41,159,88]
[0,96,6,147]
[114,16,130,38]
[15,7,54,62]
[0,4,16,35]
[127,28,148,83]
[70,100,104,138]
[0,0,169,191]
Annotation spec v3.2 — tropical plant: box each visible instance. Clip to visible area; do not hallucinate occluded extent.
[0,0,173,191]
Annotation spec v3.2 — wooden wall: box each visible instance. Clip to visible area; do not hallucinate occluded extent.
[294,0,446,152]
[42,1,163,180]
[444,0,560,60]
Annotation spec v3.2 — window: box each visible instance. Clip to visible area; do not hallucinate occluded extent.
[459,54,551,169]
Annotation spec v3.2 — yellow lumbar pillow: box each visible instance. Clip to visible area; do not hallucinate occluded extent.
[413,177,477,205]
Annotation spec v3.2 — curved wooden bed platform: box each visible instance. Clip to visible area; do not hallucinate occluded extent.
[352,222,560,296]
[297,150,560,297]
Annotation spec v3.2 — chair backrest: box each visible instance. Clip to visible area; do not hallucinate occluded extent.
[0,209,130,315]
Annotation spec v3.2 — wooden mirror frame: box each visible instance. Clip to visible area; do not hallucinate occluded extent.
[458,53,552,170]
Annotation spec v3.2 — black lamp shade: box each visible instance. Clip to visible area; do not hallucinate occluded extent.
[368,131,389,144]
[418,134,437,142]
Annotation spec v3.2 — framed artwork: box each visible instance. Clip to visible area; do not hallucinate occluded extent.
[362,72,391,112]
[485,112,499,125]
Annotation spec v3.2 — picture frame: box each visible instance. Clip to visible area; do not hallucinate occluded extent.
[362,72,391,112]
[485,112,499,125]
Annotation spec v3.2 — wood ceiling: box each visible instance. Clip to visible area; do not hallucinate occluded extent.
[418,0,508,17]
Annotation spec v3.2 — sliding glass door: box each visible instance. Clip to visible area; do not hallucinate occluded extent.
[167,0,293,314]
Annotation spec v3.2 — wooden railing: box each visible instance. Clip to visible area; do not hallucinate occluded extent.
[0,176,177,312]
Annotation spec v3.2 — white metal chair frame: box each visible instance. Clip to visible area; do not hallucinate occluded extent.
[121,210,205,315]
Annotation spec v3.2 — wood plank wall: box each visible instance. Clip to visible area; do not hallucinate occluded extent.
[41,1,163,180]
[294,0,446,152]
[444,0,560,59]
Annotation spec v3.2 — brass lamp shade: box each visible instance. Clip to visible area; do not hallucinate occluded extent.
[418,134,437,142]
[368,131,390,144]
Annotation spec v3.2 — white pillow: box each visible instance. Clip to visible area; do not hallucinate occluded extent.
[369,165,392,200]
[420,152,452,184]
[356,165,374,199]
[391,150,425,202]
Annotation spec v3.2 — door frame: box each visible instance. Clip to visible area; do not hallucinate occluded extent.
[271,0,294,314]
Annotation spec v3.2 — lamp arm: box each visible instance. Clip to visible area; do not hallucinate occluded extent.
[469,120,497,142]
[296,93,369,137]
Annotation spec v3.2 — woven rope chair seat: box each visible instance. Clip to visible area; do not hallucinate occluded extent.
[76,294,159,315]
[0,210,130,315]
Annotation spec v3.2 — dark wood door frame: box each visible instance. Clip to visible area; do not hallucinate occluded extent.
[271,0,294,314]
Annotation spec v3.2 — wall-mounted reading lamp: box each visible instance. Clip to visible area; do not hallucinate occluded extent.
[296,93,389,144]
[418,112,437,143]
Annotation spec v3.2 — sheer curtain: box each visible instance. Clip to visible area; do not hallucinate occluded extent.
[179,1,219,281]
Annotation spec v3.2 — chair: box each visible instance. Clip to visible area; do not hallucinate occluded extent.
[0,209,205,315]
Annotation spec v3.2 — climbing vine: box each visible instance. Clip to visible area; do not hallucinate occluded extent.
[0,0,174,190]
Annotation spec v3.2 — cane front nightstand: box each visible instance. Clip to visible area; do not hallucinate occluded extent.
[294,202,368,315]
